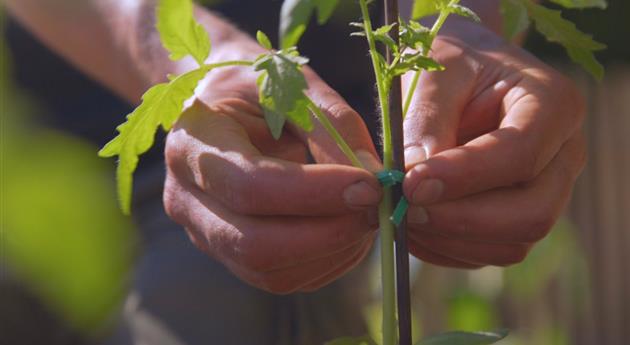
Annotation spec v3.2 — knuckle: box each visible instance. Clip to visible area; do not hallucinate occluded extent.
[323,103,365,133]
[431,37,483,76]
[164,131,188,168]
[432,37,467,62]
[164,131,199,185]
[207,166,259,214]
[232,233,275,274]
[162,175,187,226]
[517,136,545,182]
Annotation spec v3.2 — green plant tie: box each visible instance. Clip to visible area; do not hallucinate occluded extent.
[376,170,409,227]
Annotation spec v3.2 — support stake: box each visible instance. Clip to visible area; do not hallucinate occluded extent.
[383,0,412,344]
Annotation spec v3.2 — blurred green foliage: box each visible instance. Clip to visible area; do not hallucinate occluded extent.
[447,292,497,332]
[406,219,590,345]
[504,218,590,303]
[1,7,136,336]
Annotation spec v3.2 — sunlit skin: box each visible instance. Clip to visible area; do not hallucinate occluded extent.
[6,0,586,293]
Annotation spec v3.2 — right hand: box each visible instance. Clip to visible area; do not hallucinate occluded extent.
[163,39,383,294]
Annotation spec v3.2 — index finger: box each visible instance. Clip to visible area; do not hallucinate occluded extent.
[167,101,383,216]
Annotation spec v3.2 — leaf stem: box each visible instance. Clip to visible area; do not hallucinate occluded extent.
[359,1,396,345]
[402,69,421,118]
[306,99,364,169]
[205,60,254,69]
[402,2,458,118]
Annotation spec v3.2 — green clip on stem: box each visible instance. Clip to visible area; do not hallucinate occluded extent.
[376,170,409,226]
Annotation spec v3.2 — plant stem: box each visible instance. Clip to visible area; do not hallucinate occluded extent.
[205,60,254,69]
[358,1,392,170]
[402,2,458,118]
[402,69,421,118]
[359,1,397,345]
[306,99,364,169]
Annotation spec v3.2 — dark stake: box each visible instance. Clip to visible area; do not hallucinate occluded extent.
[383,0,412,344]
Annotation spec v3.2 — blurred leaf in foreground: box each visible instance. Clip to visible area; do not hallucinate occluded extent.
[2,126,136,334]
[1,11,136,333]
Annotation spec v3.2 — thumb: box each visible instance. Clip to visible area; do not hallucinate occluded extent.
[299,68,382,172]
[402,52,476,170]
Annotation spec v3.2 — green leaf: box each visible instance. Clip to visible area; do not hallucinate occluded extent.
[99,67,209,213]
[500,0,530,40]
[325,336,377,345]
[257,30,273,50]
[156,0,211,66]
[399,20,432,51]
[390,54,444,77]
[256,71,286,138]
[549,0,607,9]
[415,330,508,345]
[448,4,481,22]
[254,50,313,139]
[373,23,399,53]
[524,1,606,80]
[5,129,136,334]
[280,0,340,49]
[313,0,340,24]
[280,0,312,49]
[412,0,448,20]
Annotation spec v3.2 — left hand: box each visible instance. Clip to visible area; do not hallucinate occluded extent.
[402,19,587,268]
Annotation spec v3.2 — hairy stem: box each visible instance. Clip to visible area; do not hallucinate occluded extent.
[306,99,364,169]
[359,1,396,345]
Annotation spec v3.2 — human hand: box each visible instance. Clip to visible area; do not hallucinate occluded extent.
[402,19,587,268]
[163,38,383,294]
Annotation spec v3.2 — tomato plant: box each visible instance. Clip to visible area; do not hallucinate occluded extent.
[99,0,605,344]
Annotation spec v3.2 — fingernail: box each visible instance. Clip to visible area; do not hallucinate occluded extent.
[408,206,429,225]
[356,150,383,173]
[412,178,443,204]
[405,145,428,168]
[344,181,380,208]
